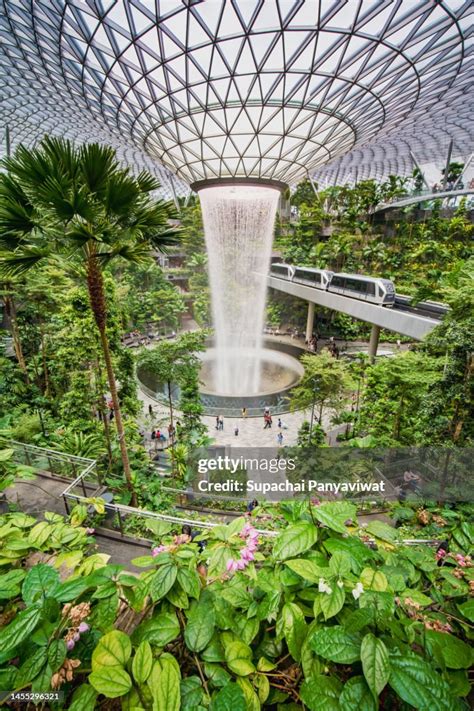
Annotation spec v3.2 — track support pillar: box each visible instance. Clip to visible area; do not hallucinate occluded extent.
[368,324,381,363]
[305,302,315,343]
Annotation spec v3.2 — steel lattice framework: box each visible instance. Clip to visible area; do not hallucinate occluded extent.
[0,0,472,197]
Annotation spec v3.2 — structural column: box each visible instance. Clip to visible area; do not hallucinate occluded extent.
[368,324,380,363]
[305,301,315,342]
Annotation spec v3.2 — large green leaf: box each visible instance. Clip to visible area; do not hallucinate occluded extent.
[17,647,48,686]
[457,599,474,623]
[360,568,388,592]
[328,551,352,577]
[339,676,377,711]
[312,502,357,533]
[28,521,52,547]
[225,640,255,676]
[180,676,204,707]
[184,600,215,652]
[389,652,457,711]
[47,640,67,674]
[132,611,180,647]
[148,653,181,711]
[91,630,131,669]
[150,564,178,601]
[89,667,132,698]
[320,585,345,620]
[273,521,318,561]
[300,675,342,711]
[284,558,328,582]
[365,521,398,544]
[360,633,390,699]
[425,630,473,669]
[177,568,200,599]
[22,564,59,605]
[0,569,25,600]
[0,605,42,655]
[68,684,98,711]
[279,602,306,662]
[310,626,361,664]
[132,641,153,684]
[209,683,246,711]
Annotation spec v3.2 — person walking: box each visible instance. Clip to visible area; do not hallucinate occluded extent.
[148,403,153,416]
[215,416,220,430]
[277,431,283,446]
[219,416,224,431]
[241,407,247,418]
[234,426,239,436]
[263,414,271,429]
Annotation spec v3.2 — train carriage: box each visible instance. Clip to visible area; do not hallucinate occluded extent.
[328,273,395,306]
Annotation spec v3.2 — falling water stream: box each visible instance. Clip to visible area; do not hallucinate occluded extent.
[198,184,280,395]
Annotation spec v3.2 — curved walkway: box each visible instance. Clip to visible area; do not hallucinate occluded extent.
[374,188,473,212]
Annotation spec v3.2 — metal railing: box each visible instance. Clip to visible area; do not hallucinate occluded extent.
[4,439,278,537]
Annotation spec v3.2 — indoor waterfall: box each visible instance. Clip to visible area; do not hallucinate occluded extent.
[198,184,280,395]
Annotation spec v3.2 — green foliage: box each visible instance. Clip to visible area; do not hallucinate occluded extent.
[0,505,472,708]
[290,351,353,425]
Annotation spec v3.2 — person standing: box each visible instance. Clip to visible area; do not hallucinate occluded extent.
[241,407,247,418]
[219,416,224,431]
[216,416,220,430]
[234,426,239,436]
[277,431,283,446]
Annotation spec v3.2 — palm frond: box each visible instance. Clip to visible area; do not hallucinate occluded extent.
[104,172,140,217]
[135,170,161,193]
[79,143,119,196]
[41,136,80,182]
[147,225,182,249]
[0,248,49,277]
[2,142,52,188]
[97,243,152,265]
[0,198,36,238]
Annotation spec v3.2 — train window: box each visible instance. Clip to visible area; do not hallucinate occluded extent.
[378,286,384,297]
[346,278,361,291]
[331,276,343,287]
[367,282,375,295]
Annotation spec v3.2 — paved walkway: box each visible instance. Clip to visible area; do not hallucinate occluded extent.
[136,331,403,450]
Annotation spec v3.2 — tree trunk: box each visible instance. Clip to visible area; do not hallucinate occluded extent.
[167,380,174,430]
[40,323,50,397]
[86,252,137,506]
[95,359,113,474]
[3,293,29,383]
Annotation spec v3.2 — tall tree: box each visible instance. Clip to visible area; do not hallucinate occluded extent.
[0,137,179,505]
[290,351,353,430]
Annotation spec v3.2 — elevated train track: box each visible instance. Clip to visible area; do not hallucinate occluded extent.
[267,266,448,359]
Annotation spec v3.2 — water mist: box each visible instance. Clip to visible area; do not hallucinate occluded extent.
[198,184,280,396]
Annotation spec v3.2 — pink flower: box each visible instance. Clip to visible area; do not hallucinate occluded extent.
[241,547,255,562]
[236,559,246,570]
[152,545,165,557]
[311,497,321,506]
[66,639,75,651]
[78,622,89,634]
[436,549,447,560]
[85,528,95,535]
[226,559,237,572]
[73,632,80,642]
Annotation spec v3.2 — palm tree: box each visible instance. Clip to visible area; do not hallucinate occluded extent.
[0,137,180,506]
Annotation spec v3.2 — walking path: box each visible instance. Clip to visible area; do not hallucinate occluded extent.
[136,332,402,449]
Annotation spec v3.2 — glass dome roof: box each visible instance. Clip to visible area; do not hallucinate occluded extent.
[0,1,472,195]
